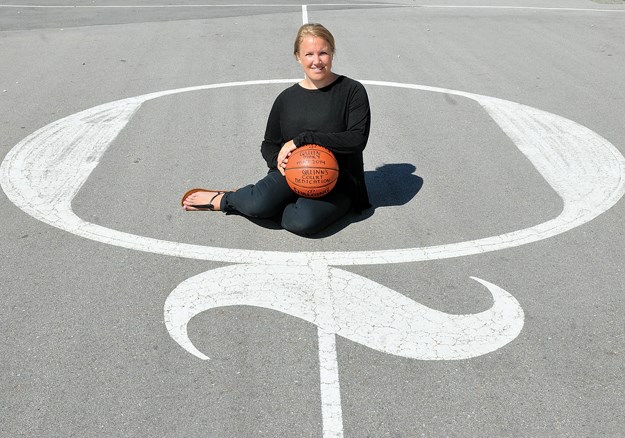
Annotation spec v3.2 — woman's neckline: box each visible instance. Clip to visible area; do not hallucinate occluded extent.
[298,74,342,91]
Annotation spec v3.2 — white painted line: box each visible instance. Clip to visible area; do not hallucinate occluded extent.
[164,265,524,362]
[1,4,623,12]
[317,327,343,438]
[414,5,625,12]
[0,3,387,8]
[3,79,623,266]
[163,264,523,437]
[302,4,309,24]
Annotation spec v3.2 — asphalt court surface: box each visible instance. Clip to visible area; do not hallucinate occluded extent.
[1,1,625,437]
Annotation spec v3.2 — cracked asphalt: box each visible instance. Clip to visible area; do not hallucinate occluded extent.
[1,1,624,436]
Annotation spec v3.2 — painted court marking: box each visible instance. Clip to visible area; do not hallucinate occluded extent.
[2,80,624,266]
[3,80,624,438]
[164,265,523,438]
[1,4,624,12]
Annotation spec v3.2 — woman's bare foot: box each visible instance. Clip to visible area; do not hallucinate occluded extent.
[182,190,225,211]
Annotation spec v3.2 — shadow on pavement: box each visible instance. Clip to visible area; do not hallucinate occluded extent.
[315,163,423,238]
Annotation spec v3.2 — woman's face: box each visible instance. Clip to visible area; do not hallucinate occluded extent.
[296,35,334,84]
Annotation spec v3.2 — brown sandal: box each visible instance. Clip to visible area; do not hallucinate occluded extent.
[181,188,231,211]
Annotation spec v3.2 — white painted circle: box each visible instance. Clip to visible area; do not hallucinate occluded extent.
[2,79,624,266]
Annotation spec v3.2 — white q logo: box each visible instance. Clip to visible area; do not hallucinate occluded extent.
[2,80,624,438]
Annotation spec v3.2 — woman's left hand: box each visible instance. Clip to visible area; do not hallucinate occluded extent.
[277,140,297,176]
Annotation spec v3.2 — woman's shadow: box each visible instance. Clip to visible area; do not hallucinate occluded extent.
[364,163,423,209]
[315,163,423,237]
[245,163,423,237]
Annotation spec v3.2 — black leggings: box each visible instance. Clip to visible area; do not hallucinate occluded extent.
[221,170,352,236]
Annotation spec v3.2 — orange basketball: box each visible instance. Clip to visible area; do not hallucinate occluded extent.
[284,144,339,198]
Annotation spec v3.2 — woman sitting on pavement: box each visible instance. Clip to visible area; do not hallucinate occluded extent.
[181,23,371,236]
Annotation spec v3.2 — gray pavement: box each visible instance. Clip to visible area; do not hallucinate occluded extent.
[1,1,624,436]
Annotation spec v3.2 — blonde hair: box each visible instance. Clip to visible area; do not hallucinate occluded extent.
[293,23,336,56]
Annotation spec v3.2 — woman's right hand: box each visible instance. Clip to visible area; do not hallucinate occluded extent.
[277,140,296,176]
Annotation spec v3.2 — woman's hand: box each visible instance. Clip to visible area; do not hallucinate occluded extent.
[277,140,297,176]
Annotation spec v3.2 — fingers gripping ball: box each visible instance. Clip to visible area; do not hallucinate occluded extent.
[284,144,339,198]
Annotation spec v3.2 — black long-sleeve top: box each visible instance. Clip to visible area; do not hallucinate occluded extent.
[260,75,371,212]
